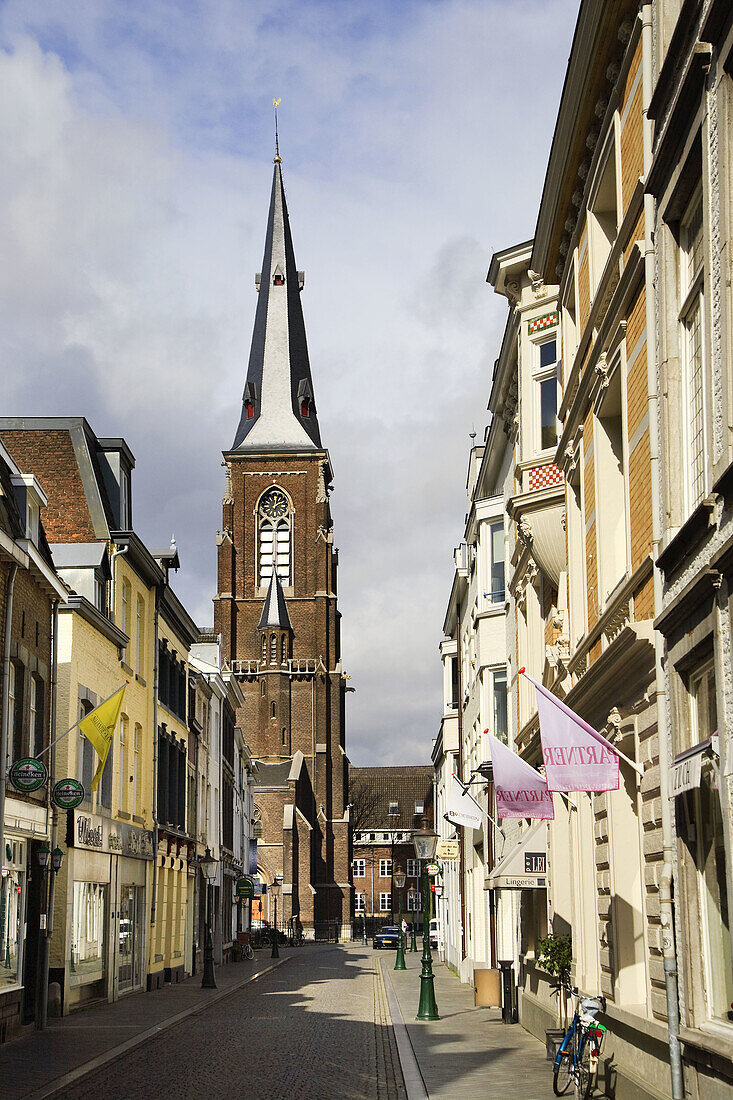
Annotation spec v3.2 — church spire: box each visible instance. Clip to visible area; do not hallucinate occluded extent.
[232,157,322,451]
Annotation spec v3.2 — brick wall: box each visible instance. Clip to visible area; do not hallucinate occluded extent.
[1,430,98,542]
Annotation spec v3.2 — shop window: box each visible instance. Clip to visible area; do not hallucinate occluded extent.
[678,660,733,1023]
[72,882,108,988]
[0,840,26,989]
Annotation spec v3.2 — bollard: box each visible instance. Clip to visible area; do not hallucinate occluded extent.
[498,960,516,1024]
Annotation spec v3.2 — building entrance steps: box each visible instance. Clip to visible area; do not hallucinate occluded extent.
[0,953,288,1100]
[380,955,554,1099]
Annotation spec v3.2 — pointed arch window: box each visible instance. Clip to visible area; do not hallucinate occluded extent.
[270,633,277,664]
[258,488,291,587]
[281,635,287,665]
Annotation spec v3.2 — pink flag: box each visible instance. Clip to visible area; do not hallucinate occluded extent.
[488,733,554,819]
[522,670,619,792]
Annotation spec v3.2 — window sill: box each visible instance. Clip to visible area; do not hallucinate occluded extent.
[135,674,146,687]
[117,810,131,820]
[121,661,134,676]
[679,1025,733,1063]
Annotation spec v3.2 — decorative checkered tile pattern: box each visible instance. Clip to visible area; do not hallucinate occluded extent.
[528,464,563,491]
[528,311,559,334]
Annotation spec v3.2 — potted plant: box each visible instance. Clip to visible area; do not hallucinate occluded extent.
[537,932,572,1060]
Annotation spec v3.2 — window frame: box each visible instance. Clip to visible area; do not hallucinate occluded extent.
[531,333,560,456]
[678,185,707,515]
[379,858,393,879]
[379,892,392,913]
[353,858,366,878]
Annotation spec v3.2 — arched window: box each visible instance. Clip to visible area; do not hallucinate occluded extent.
[258,488,291,587]
[282,727,286,746]
[271,702,276,719]
[280,634,287,664]
[261,635,267,663]
[260,678,266,697]
[270,633,277,663]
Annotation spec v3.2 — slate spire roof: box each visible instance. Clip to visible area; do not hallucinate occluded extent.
[232,158,322,451]
[257,569,292,631]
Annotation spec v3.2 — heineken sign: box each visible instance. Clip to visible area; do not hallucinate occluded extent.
[9,758,47,792]
[236,876,255,900]
[52,778,85,810]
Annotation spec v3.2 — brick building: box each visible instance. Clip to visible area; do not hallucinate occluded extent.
[214,155,351,940]
[0,439,66,1039]
[350,766,433,933]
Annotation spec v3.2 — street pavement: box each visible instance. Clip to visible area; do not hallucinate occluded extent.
[381,948,555,1099]
[0,944,558,1099]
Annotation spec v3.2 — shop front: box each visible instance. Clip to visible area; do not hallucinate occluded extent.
[56,809,153,1012]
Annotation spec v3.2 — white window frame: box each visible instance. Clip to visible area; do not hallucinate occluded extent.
[406,859,420,879]
[587,126,620,293]
[379,859,392,879]
[119,715,128,813]
[379,892,392,913]
[407,890,421,912]
[353,858,365,878]
[679,186,707,515]
[532,333,560,456]
[355,893,365,913]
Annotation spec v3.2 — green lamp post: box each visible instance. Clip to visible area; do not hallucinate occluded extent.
[200,847,219,990]
[407,886,418,951]
[413,826,439,1021]
[393,868,406,970]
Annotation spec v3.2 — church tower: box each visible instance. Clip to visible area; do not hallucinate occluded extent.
[215,154,350,938]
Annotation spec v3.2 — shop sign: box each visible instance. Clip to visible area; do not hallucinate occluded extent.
[524,852,546,874]
[236,876,255,900]
[72,811,154,860]
[436,840,459,861]
[52,778,85,810]
[9,757,47,792]
[670,739,714,798]
[426,863,440,877]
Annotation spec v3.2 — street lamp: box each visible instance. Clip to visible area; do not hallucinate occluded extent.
[271,873,282,958]
[200,847,219,990]
[36,844,51,870]
[393,868,406,971]
[413,826,439,1021]
[407,886,418,951]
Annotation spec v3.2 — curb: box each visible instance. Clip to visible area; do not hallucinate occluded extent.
[24,956,290,1100]
[378,958,428,1100]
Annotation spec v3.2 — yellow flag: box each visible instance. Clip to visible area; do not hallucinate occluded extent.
[79,685,126,791]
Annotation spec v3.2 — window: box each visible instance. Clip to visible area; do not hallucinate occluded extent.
[270,633,277,663]
[9,661,23,764]
[133,724,141,814]
[119,473,130,529]
[406,859,419,878]
[493,669,508,744]
[379,892,392,913]
[680,188,707,512]
[489,521,505,603]
[280,634,287,664]
[119,715,128,813]
[449,656,459,709]
[407,890,421,912]
[388,801,398,817]
[258,489,291,587]
[121,580,130,659]
[355,893,365,912]
[281,726,286,746]
[414,800,424,817]
[563,263,578,370]
[595,366,627,601]
[681,660,732,1023]
[353,859,366,878]
[271,702,276,719]
[534,338,559,452]
[135,597,144,675]
[94,574,106,614]
[589,139,618,291]
[379,859,392,878]
[78,699,95,800]
[261,636,267,663]
[29,676,37,757]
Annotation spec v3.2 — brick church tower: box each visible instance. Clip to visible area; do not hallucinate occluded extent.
[214,153,351,938]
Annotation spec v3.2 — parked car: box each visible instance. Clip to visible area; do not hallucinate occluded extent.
[373,925,401,949]
[429,918,438,949]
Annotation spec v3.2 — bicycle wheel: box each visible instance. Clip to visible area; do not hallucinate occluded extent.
[574,1036,594,1100]
[553,1034,574,1096]
[244,944,254,961]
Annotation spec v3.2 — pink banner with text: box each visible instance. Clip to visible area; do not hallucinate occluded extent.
[488,733,554,819]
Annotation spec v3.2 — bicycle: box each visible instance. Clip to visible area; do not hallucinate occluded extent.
[552,986,607,1099]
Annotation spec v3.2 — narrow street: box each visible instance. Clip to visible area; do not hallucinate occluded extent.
[62,946,406,1100]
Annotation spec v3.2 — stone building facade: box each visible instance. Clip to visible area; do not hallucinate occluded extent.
[214,157,351,939]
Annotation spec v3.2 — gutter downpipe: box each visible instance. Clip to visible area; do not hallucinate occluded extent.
[150,585,161,944]
[642,7,684,1097]
[37,597,59,1030]
[110,545,129,626]
[0,564,18,892]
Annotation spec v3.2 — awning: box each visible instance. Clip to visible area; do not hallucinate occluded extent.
[486,822,547,890]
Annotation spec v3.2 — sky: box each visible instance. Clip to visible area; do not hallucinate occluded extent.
[0,0,578,765]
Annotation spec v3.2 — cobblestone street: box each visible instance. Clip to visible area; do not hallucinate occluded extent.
[63,946,405,1100]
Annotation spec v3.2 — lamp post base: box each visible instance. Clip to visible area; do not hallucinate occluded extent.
[271,930,280,958]
[416,972,440,1020]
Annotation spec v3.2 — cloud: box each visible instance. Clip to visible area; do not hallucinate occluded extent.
[0,0,578,763]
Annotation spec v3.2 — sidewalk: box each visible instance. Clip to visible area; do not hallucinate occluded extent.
[380,952,554,1099]
[0,951,288,1099]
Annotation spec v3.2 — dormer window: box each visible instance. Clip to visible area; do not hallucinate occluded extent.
[273,265,285,286]
[300,398,310,418]
[388,801,399,817]
[246,403,254,419]
[415,800,424,816]
[243,382,257,422]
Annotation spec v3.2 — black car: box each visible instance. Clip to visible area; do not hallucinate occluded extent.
[373,925,401,949]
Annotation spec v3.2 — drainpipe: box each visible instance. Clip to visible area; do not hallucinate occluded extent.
[642,6,684,1096]
[0,563,18,888]
[110,545,129,626]
[150,586,161,938]
[37,598,59,1030]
